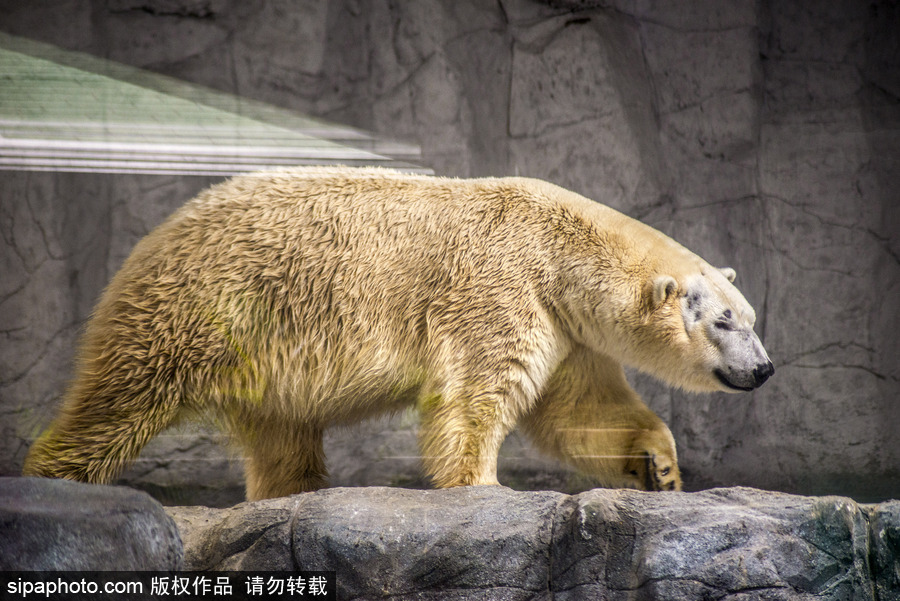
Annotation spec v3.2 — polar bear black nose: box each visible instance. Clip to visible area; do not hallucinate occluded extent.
[753,361,775,387]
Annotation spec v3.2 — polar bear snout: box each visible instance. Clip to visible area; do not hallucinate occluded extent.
[753,361,775,386]
[709,324,775,392]
[715,358,774,392]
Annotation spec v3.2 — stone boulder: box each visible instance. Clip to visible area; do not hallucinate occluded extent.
[0,477,183,570]
[167,485,899,600]
[556,488,874,600]
[869,501,900,601]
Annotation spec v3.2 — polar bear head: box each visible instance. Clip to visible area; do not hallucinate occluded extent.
[553,230,774,394]
[530,185,774,394]
[635,264,775,393]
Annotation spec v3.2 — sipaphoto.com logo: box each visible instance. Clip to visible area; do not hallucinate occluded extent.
[1,571,336,600]
[5,574,142,598]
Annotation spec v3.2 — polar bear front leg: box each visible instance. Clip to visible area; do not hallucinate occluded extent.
[231,414,328,500]
[417,385,514,488]
[416,294,558,488]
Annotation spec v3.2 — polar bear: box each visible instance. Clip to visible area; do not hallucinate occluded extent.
[24,167,773,499]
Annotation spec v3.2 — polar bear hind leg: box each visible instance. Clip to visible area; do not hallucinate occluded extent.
[23,374,182,485]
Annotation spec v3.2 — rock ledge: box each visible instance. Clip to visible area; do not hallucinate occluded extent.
[167,485,900,601]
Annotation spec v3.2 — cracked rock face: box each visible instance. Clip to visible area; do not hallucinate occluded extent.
[166,485,898,600]
[1,1,898,502]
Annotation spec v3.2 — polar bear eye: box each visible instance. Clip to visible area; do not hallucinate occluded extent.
[714,310,734,330]
[659,467,670,476]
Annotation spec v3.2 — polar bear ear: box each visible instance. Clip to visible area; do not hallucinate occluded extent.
[651,275,678,308]
[719,267,737,283]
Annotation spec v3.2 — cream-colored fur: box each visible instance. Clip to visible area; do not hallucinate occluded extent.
[521,345,681,491]
[24,167,771,499]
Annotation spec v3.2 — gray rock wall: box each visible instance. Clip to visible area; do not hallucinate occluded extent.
[1,0,898,502]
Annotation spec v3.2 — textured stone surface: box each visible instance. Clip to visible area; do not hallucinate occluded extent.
[869,501,900,601]
[168,496,297,571]
[292,487,560,599]
[166,486,898,600]
[1,0,898,504]
[555,488,873,600]
[0,477,183,570]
